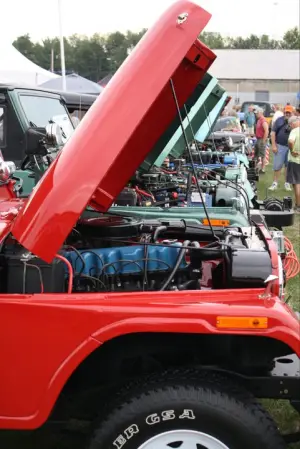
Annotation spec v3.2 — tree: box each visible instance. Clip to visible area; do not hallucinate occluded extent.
[38,38,70,72]
[13,34,38,64]
[105,31,129,72]
[126,29,147,52]
[260,35,281,50]
[227,34,261,49]
[282,27,300,49]
[199,32,225,49]
[12,27,298,83]
[245,34,261,49]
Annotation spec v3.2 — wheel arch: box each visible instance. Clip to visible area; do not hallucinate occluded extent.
[49,332,295,422]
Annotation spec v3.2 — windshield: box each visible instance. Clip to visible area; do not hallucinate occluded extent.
[213,116,241,132]
[19,94,74,142]
[242,102,270,115]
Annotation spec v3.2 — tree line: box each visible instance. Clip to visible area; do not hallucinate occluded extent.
[13,27,300,83]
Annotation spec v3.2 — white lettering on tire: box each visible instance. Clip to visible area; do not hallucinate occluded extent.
[161,410,176,421]
[179,409,196,420]
[124,424,139,440]
[113,409,197,447]
[113,434,127,449]
[146,413,160,425]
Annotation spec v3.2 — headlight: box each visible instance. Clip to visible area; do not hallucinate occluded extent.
[0,160,16,182]
[245,137,249,144]
[228,137,233,147]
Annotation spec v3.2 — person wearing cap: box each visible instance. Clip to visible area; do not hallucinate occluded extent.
[287,115,300,213]
[268,104,294,191]
[254,107,268,173]
[244,105,256,135]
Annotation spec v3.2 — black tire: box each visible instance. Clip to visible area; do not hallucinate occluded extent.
[88,370,286,449]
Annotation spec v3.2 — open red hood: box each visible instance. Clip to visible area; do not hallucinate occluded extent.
[12,0,216,262]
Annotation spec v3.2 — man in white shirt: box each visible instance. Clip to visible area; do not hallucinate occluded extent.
[271,104,284,128]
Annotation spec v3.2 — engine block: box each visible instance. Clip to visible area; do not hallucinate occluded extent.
[63,243,188,276]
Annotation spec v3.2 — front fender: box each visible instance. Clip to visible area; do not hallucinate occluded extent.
[0,289,299,429]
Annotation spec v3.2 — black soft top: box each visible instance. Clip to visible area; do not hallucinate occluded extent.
[0,83,98,109]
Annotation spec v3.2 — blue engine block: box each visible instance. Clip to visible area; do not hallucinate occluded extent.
[64,244,188,276]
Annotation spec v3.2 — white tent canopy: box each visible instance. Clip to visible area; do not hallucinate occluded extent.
[0,42,59,86]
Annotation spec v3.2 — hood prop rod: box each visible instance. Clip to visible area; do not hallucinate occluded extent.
[183,104,213,190]
[169,78,218,241]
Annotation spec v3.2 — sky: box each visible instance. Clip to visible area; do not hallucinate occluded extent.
[1,0,299,44]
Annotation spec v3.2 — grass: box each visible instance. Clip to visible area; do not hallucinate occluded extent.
[258,159,300,449]
[0,160,299,448]
[258,160,300,312]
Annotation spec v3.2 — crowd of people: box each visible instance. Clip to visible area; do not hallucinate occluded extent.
[222,102,300,214]
[262,103,299,214]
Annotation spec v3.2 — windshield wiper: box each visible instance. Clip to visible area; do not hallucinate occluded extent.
[29,121,38,127]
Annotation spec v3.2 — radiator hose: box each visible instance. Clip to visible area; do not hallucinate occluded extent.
[159,240,191,291]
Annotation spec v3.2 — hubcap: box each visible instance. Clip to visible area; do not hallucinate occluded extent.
[138,429,230,449]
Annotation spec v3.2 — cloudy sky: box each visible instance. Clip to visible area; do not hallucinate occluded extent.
[1,0,299,43]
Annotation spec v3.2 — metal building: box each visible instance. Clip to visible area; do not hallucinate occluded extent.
[209,50,300,106]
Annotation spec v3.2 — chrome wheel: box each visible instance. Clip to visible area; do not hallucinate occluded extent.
[138,429,230,449]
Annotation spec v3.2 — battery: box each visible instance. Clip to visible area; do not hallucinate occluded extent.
[187,191,213,207]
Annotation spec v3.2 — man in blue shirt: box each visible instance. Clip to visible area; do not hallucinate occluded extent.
[244,105,255,135]
[269,105,293,191]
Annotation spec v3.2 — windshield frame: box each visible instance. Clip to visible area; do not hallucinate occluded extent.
[0,105,6,148]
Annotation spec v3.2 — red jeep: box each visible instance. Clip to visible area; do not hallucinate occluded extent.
[0,1,299,448]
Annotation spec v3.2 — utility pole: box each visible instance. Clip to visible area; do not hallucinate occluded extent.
[58,0,66,90]
[50,48,54,72]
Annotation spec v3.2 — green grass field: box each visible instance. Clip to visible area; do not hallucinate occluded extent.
[258,160,300,449]
[0,161,299,448]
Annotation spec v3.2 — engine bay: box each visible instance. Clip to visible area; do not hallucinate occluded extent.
[1,215,273,294]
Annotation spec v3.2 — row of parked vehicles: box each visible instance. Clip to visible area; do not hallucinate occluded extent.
[0,1,299,448]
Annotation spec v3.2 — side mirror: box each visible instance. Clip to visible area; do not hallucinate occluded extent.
[24,127,46,155]
[45,122,64,147]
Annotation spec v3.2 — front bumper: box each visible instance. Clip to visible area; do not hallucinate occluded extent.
[250,209,295,228]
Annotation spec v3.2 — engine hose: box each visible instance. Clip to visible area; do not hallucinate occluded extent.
[135,186,155,201]
[56,253,73,293]
[161,169,177,174]
[153,225,168,243]
[188,241,223,262]
[159,240,190,291]
[284,236,300,280]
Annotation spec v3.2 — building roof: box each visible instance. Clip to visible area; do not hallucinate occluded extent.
[209,50,300,80]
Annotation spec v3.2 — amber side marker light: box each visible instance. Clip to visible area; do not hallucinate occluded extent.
[202,219,230,226]
[217,316,268,329]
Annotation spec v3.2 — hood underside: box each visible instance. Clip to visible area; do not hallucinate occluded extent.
[12,0,216,263]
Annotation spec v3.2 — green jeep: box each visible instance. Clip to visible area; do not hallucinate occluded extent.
[0,84,97,194]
